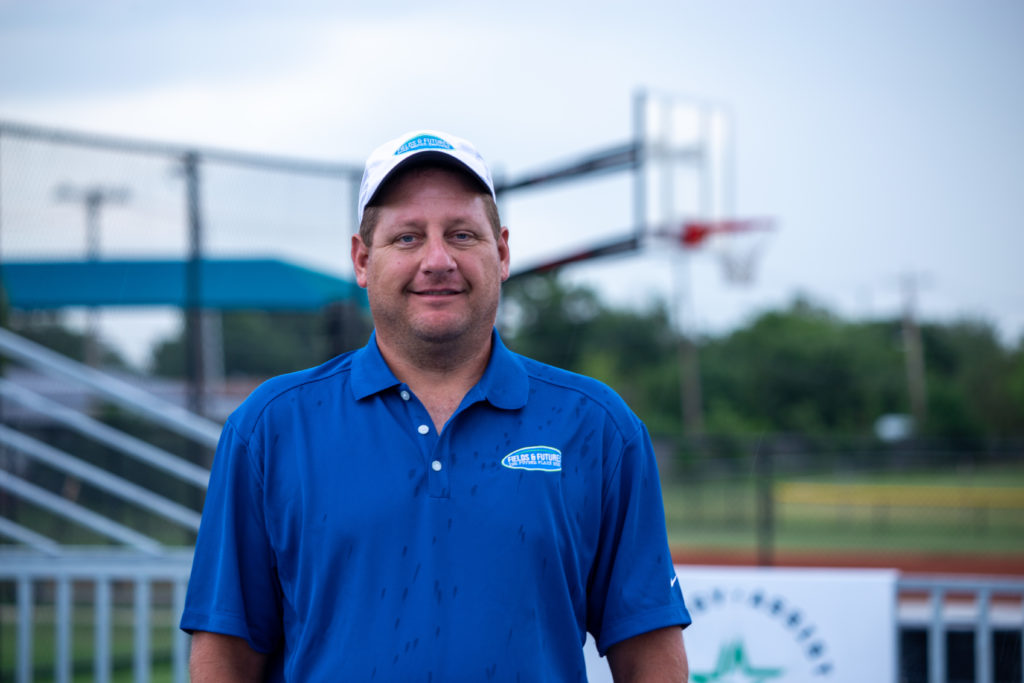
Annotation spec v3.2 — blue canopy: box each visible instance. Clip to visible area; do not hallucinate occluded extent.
[0,259,367,311]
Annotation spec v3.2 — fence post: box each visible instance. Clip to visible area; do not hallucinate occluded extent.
[17,577,32,683]
[928,588,945,683]
[756,440,774,566]
[975,588,992,683]
[95,578,112,683]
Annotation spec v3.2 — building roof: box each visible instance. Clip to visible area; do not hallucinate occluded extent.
[1,258,367,311]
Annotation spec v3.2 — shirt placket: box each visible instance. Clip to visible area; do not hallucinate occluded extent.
[398,385,450,499]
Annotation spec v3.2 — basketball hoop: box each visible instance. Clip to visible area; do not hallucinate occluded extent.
[654,217,776,286]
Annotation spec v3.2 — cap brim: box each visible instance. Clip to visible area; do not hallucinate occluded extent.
[364,151,494,210]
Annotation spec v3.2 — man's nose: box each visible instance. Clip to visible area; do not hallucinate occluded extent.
[421,234,457,272]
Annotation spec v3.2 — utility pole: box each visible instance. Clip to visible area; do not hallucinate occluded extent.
[54,183,131,366]
[900,273,928,433]
[182,152,206,420]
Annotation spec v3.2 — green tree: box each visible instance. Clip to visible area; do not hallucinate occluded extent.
[699,297,906,436]
[151,306,372,378]
[920,319,1024,437]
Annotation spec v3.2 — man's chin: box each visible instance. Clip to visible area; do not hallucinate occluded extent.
[412,325,466,346]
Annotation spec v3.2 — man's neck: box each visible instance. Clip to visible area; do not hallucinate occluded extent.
[375,331,493,432]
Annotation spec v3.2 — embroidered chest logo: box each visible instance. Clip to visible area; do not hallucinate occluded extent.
[501,446,562,472]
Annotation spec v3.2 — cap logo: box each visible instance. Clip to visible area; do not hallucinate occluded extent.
[394,134,454,156]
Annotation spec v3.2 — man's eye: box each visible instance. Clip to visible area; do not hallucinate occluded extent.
[452,232,474,241]
[396,234,418,244]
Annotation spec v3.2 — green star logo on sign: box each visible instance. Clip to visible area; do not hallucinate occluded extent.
[692,640,785,682]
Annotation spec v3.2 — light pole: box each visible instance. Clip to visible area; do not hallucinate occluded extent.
[53,183,131,366]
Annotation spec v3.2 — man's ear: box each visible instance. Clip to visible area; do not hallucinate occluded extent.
[499,227,511,282]
[351,234,370,288]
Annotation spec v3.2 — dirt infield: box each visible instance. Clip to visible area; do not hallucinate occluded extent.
[673,546,1024,577]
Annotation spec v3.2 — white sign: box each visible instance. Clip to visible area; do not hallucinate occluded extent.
[585,565,898,683]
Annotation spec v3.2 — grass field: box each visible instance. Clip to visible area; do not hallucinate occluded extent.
[0,604,179,683]
[662,462,1024,559]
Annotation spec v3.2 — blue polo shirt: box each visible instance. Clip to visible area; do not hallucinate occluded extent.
[181,331,689,682]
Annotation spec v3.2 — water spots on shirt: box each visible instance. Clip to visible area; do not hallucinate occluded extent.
[447,517,453,531]
[401,545,408,558]
[316,399,323,408]
[394,617,401,630]
[408,468,417,479]
[517,524,525,543]
[486,663,497,679]
[413,563,421,582]
[401,587,408,601]
[470,484,478,496]
[380,587,386,599]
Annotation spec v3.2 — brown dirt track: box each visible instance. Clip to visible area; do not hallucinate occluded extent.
[673,546,1024,577]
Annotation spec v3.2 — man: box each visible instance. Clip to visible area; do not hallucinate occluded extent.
[182,130,691,681]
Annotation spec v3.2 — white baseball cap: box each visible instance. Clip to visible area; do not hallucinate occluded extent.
[357,130,497,226]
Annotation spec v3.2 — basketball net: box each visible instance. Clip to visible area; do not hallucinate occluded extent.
[655,218,775,286]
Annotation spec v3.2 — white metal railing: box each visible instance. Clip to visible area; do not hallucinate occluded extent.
[898,575,1024,682]
[0,549,193,683]
[0,327,215,554]
[0,327,221,448]
[0,329,209,680]
[0,378,210,488]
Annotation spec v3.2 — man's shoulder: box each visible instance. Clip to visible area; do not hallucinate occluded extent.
[227,351,357,434]
[514,353,640,428]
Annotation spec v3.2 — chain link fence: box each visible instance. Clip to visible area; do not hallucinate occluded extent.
[0,120,363,376]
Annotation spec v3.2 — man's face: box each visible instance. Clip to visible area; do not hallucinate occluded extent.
[351,166,510,350]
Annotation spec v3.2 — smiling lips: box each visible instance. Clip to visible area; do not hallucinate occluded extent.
[411,287,464,298]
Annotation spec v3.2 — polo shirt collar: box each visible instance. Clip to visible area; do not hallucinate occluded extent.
[475,331,529,410]
[350,330,529,411]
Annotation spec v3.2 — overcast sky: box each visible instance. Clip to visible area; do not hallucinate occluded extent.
[2,0,1022,355]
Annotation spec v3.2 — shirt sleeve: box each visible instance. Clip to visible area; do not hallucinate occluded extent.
[586,424,691,656]
[179,420,283,653]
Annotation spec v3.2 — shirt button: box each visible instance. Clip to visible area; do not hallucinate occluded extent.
[417,424,430,435]
[431,460,442,472]
[400,390,411,401]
